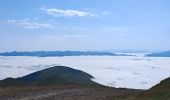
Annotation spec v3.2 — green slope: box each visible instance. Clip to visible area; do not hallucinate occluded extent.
[136,77,170,100]
[0,66,98,86]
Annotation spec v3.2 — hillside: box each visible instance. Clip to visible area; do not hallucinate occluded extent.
[146,50,170,57]
[136,77,170,100]
[0,66,98,86]
[0,66,141,100]
[0,66,170,100]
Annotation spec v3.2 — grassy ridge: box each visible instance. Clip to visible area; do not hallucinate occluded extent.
[0,66,170,100]
[136,77,170,100]
[0,66,98,86]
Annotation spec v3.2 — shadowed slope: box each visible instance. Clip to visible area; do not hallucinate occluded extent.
[136,77,170,100]
[0,66,98,86]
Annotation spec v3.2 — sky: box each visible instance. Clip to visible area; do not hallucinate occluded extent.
[0,0,170,52]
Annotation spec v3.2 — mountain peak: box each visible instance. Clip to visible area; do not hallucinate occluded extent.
[0,66,98,86]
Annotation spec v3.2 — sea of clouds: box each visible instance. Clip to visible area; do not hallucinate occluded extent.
[0,53,170,89]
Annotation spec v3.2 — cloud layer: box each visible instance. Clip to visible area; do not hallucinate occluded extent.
[41,7,96,17]
[8,19,53,29]
[1,55,170,89]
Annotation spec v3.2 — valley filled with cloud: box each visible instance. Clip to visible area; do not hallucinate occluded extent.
[1,54,170,89]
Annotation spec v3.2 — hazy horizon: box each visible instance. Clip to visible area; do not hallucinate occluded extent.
[0,49,162,53]
[0,0,170,52]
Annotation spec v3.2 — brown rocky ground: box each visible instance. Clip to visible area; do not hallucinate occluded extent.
[0,85,142,100]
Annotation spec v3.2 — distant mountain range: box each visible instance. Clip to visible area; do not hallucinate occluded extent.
[146,50,170,57]
[106,49,152,53]
[0,66,98,86]
[0,51,131,57]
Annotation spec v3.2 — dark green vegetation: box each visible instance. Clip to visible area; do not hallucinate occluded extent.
[146,50,170,57]
[102,77,170,100]
[0,51,132,57]
[0,66,141,100]
[0,66,98,86]
[0,66,169,100]
[135,77,170,100]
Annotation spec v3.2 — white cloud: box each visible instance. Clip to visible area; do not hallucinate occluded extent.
[41,7,96,17]
[7,19,53,29]
[41,34,89,41]
[1,55,170,89]
[102,11,110,15]
[102,27,131,32]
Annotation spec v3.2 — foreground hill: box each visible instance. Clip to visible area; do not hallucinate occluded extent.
[136,77,170,100]
[0,66,141,100]
[0,86,141,100]
[0,66,98,86]
[146,50,170,57]
[0,66,170,100]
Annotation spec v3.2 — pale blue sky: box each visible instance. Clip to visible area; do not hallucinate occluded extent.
[0,0,170,52]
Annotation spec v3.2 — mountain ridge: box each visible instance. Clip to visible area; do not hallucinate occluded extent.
[146,50,170,57]
[0,51,131,57]
[0,66,98,86]
[0,66,170,100]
